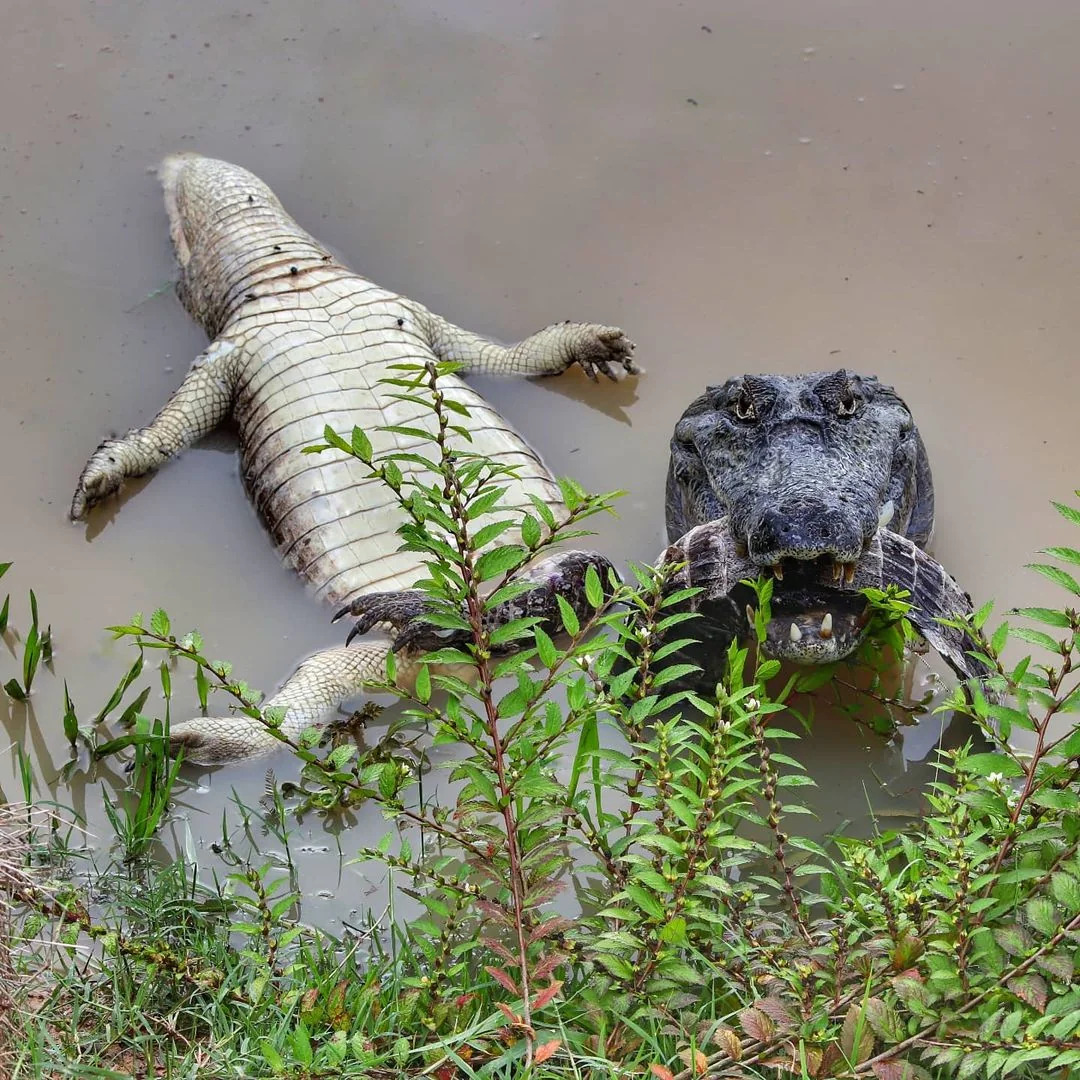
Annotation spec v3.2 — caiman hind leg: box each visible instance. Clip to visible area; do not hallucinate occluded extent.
[168,641,474,766]
[410,306,638,381]
[69,335,243,520]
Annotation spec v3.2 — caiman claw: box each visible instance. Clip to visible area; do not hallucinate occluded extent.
[333,589,437,647]
[567,325,639,382]
[70,439,129,521]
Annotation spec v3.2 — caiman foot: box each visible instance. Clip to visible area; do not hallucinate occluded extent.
[70,439,131,520]
[333,590,455,652]
[562,325,638,382]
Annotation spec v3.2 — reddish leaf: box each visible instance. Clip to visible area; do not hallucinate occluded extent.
[531,980,564,1011]
[299,987,319,1020]
[1007,972,1049,1013]
[480,937,516,964]
[535,1039,561,1064]
[327,980,349,1030]
[496,1001,520,1025]
[755,995,796,1030]
[677,1048,707,1075]
[533,951,569,980]
[739,1006,775,1043]
[871,1059,932,1080]
[528,917,573,944]
[712,1024,742,1061]
[485,966,520,997]
[476,899,511,925]
[841,1002,874,1065]
[864,997,905,1042]
[649,1066,676,1080]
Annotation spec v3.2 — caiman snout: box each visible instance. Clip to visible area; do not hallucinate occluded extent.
[748,502,866,567]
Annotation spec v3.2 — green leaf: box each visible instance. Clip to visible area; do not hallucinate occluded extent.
[414,662,431,704]
[470,520,516,550]
[0,594,8,634]
[528,493,557,530]
[350,426,372,462]
[62,681,77,744]
[1011,606,1073,628]
[594,953,634,980]
[585,565,603,608]
[556,595,580,636]
[624,883,665,920]
[1052,500,1080,528]
[1026,897,1058,937]
[1027,563,1080,598]
[756,659,782,682]
[534,627,558,668]
[473,545,527,582]
[1010,626,1062,652]
[1041,546,1080,567]
[521,513,541,548]
[150,608,170,638]
[4,679,26,702]
[0,562,10,581]
[960,753,1025,779]
[658,916,687,945]
[1051,872,1080,913]
[556,475,586,512]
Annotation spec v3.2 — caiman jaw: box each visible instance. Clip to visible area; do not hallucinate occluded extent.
[746,539,884,664]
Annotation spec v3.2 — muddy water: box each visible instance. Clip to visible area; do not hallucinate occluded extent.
[2,0,1079,927]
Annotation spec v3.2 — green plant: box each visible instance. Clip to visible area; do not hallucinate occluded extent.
[5,361,1080,1078]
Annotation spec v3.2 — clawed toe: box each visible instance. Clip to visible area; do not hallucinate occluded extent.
[334,589,434,645]
[576,326,638,381]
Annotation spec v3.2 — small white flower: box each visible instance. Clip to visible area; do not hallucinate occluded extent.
[745,696,760,712]
[987,772,1004,785]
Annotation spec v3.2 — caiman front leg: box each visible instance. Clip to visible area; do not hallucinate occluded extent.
[410,306,638,382]
[69,336,242,520]
[337,551,619,656]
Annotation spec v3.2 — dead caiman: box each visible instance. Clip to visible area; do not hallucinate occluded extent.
[70,154,637,762]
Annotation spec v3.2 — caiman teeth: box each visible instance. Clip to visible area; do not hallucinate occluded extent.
[878,499,895,529]
[843,563,856,585]
[831,561,843,584]
[820,612,833,639]
[772,563,784,582]
[745,604,756,628]
[789,622,802,643]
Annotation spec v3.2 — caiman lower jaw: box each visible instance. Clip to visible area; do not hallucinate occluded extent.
[744,538,884,665]
[759,599,871,664]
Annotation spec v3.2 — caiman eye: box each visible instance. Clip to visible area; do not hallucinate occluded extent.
[733,389,756,422]
[836,390,859,417]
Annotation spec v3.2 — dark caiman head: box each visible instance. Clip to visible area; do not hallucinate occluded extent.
[665,370,935,665]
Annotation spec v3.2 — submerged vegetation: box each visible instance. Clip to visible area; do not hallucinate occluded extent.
[4,363,1080,1078]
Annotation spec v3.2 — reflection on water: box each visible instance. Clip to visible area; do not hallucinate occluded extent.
[2,0,1079,926]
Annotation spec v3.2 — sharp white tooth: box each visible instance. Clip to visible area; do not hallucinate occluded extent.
[820,612,833,639]
[878,499,895,529]
[746,604,756,627]
[789,622,802,643]
[843,563,856,585]
[773,563,784,582]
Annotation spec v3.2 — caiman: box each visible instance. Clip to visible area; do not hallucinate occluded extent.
[344,370,990,702]
[70,154,638,762]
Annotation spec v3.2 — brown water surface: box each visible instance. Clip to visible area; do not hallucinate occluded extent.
[2,0,1079,926]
